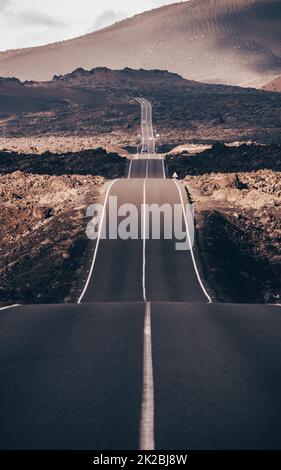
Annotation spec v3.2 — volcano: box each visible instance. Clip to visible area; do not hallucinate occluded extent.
[0,0,280,87]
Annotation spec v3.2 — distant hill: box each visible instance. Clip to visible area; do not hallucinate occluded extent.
[262,76,281,92]
[0,0,280,87]
[0,67,280,145]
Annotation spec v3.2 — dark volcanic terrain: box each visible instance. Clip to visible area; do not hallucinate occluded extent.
[0,150,127,305]
[0,0,280,87]
[0,66,280,305]
[166,143,281,303]
[0,67,280,155]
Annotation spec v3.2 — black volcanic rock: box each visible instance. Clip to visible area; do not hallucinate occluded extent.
[0,67,280,144]
[166,144,281,177]
[0,148,127,178]
[0,77,22,86]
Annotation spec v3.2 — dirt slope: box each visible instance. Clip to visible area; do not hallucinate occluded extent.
[262,76,281,92]
[0,0,280,87]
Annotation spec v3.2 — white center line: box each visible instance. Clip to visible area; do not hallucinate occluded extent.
[174,179,212,303]
[140,301,155,450]
[77,179,118,304]
[142,179,147,302]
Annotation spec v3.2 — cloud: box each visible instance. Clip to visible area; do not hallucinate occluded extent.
[0,1,179,50]
[0,0,9,11]
[92,9,127,31]
[18,10,66,28]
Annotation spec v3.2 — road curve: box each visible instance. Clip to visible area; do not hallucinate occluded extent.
[0,98,281,451]
[135,98,155,154]
[79,96,209,304]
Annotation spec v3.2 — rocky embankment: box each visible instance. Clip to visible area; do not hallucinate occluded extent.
[166,142,281,176]
[0,172,104,305]
[0,136,131,157]
[0,148,126,177]
[166,144,281,303]
[0,150,128,305]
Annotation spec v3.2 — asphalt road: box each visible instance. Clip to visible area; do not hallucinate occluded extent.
[0,302,280,450]
[0,98,280,450]
[0,303,144,450]
[80,174,208,303]
[135,98,155,154]
[152,302,281,450]
[129,158,165,179]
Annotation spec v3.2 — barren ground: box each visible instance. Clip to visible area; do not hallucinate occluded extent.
[0,150,128,305]
[166,144,281,303]
[0,68,280,155]
[1,68,280,305]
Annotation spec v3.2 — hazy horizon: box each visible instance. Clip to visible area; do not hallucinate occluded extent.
[0,0,181,51]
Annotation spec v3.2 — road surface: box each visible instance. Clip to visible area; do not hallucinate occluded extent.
[135,98,155,154]
[0,99,281,450]
[79,176,208,304]
[0,301,280,450]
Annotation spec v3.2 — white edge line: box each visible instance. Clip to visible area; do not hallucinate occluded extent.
[145,102,149,152]
[149,101,155,154]
[143,102,146,152]
[142,180,147,302]
[174,179,212,303]
[146,159,149,179]
[136,98,145,152]
[162,158,166,179]
[128,159,133,179]
[77,179,118,304]
[140,301,155,450]
[0,304,21,312]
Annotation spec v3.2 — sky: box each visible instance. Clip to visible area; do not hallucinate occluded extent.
[0,0,180,51]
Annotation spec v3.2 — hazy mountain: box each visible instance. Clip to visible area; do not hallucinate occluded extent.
[0,0,280,87]
[262,76,281,92]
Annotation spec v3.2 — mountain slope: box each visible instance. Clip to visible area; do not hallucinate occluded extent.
[262,76,281,92]
[0,0,280,87]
